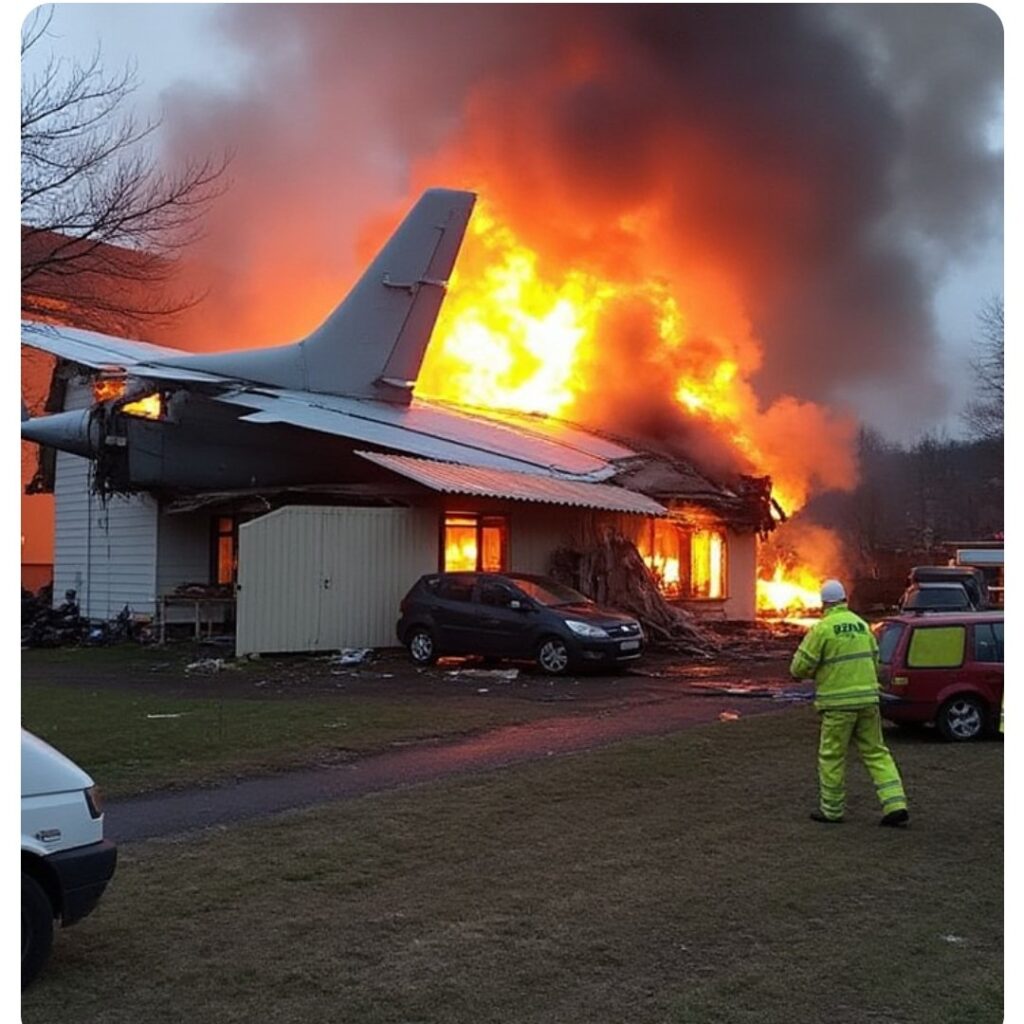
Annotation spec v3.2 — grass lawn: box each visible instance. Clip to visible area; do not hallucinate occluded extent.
[21,710,1002,1024]
[21,681,563,797]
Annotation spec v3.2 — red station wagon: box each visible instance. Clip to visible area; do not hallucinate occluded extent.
[876,612,1004,741]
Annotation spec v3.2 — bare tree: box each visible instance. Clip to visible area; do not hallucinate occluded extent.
[21,8,229,336]
[962,297,1004,442]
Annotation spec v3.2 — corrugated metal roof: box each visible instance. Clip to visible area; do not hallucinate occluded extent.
[356,451,667,516]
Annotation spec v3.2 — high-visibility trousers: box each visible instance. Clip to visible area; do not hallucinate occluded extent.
[818,706,908,820]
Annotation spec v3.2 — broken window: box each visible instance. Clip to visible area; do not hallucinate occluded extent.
[642,519,684,597]
[690,528,726,599]
[442,513,508,572]
[639,520,728,600]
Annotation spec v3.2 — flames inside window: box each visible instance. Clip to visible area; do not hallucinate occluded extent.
[690,528,726,599]
[640,520,727,600]
[213,516,237,585]
[443,514,507,572]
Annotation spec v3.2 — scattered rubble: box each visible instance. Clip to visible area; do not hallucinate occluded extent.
[447,668,520,682]
[185,657,235,674]
[551,530,713,655]
[330,648,375,666]
[22,587,154,648]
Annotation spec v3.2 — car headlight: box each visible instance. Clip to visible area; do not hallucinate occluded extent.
[565,620,609,639]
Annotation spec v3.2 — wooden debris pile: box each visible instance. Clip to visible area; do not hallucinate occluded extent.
[549,528,717,655]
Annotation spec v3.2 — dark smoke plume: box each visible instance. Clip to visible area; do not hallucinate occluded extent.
[157,4,1002,440]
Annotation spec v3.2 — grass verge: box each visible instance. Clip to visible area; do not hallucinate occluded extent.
[21,681,562,796]
[21,710,1002,1024]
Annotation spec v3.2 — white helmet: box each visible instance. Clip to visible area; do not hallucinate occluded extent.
[820,579,847,605]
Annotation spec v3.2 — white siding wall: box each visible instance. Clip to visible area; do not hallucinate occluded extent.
[52,374,159,618]
[52,452,158,619]
[236,506,437,655]
[723,530,757,621]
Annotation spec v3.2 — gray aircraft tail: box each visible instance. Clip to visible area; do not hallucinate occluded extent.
[158,188,476,403]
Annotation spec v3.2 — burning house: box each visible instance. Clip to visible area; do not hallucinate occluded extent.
[29,339,775,654]
[23,189,788,653]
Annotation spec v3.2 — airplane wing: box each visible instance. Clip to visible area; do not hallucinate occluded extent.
[21,322,258,388]
[22,322,186,370]
[216,388,625,480]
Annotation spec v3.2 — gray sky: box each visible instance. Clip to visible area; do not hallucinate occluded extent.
[20,3,1005,444]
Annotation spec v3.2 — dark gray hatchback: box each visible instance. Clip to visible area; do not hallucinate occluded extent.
[396,572,645,675]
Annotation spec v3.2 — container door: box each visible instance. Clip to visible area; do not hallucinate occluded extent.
[237,510,325,655]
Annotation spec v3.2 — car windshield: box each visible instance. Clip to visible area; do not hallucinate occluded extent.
[906,587,969,609]
[507,576,590,607]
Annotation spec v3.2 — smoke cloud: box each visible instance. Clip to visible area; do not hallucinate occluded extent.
[155,4,1001,474]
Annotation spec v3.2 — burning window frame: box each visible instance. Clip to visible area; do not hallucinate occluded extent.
[440,512,508,573]
[638,517,728,602]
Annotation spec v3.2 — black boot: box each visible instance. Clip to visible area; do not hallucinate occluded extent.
[879,809,910,828]
[810,810,843,824]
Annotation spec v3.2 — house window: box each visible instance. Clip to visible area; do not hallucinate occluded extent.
[643,519,684,597]
[690,528,727,599]
[442,513,508,572]
[639,520,728,600]
[212,516,237,585]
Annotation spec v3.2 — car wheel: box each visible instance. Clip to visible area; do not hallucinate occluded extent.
[22,872,54,989]
[407,627,437,666]
[536,636,571,676]
[937,695,987,742]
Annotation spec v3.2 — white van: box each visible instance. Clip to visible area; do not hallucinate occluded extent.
[21,729,117,987]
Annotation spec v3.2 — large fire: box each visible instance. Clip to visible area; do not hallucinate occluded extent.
[415,201,846,610]
[757,561,823,615]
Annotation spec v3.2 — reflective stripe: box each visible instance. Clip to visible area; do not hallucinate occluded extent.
[817,690,880,706]
[820,650,877,667]
[882,794,907,808]
[877,780,903,792]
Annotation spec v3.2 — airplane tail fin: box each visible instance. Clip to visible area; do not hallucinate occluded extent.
[158,189,476,403]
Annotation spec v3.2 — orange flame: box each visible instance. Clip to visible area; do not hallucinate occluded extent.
[122,393,163,420]
[756,560,823,615]
[417,201,853,521]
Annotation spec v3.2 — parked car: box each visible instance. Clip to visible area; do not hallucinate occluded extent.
[876,611,1003,740]
[397,572,644,674]
[899,582,977,613]
[21,730,117,987]
[908,565,989,609]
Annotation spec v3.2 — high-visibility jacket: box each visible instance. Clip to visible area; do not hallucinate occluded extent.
[789,603,880,711]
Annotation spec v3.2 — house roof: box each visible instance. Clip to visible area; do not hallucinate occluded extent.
[355,452,668,516]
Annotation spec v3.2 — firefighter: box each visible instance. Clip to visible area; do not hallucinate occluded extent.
[790,579,909,827]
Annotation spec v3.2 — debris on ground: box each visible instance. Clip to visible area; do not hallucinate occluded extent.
[185,657,232,673]
[330,648,375,666]
[447,668,520,682]
[550,530,714,656]
[772,689,815,702]
[21,587,87,647]
[706,619,811,661]
[718,710,741,722]
[146,713,186,720]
